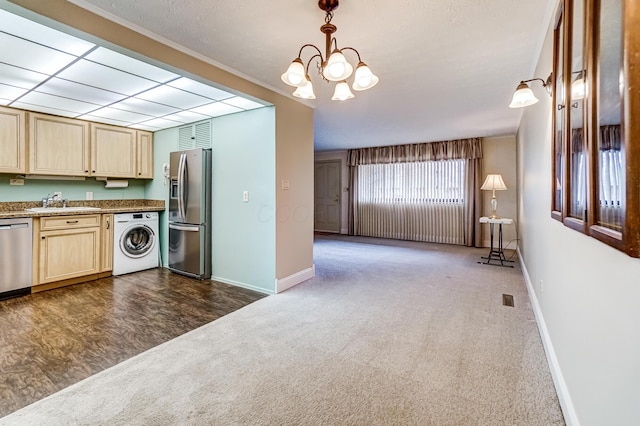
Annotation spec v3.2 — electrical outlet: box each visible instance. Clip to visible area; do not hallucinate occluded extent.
[242,191,249,202]
[86,191,93,200]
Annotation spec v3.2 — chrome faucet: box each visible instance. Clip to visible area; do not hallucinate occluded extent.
[42,194,51,208]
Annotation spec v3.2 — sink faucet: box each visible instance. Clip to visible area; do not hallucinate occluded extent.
[42,194,51,208]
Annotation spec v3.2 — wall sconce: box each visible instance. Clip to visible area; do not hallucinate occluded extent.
[571,70,586,102]
[509,74,553,108]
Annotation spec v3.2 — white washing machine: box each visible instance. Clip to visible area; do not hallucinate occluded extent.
[113,212,159,276]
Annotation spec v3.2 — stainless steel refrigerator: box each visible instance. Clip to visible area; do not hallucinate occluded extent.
[168,148,212,279]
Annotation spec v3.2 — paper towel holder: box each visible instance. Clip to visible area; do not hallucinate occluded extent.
[104,179,129,188]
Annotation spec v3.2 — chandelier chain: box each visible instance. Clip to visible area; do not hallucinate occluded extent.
[325,11,334,24]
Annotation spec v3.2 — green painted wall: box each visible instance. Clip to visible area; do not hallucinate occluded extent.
[0,175,146,202]
[211,107,276,294]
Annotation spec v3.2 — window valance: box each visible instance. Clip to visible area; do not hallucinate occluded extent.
[347,138,482,166]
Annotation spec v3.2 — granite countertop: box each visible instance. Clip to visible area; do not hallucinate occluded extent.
[0,199,165,219]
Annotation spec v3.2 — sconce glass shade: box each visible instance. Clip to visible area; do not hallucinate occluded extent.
[281,58,307,87]
[292,76,316,99]
[331,81,355,101]
[352,62,379,91]
[571,72,586,100]
[323,50,353,81]
[509,82,539,108]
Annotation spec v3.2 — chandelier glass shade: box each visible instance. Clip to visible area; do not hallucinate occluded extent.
[281,0,378,101]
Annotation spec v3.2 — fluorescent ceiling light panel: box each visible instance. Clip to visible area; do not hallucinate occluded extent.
[85,47,180,83]
[0,32,77,75]
[222,96,264,110]
[191,102,242,116]
[86,106,154,123]
[36,78,127,105]
[57,60,159,95]
[0,9,95,56]
[137,117,182,129]
[19,91,99,114]
[79,115,132,127]
[135,85,210,109]
[11,102,77,118]
[110,97,180,116]
[160,110,210,124]
[0,83,28,101]
[167,77,234,100]
[0,63,49,89]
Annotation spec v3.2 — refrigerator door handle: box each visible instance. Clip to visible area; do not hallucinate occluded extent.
[177,153,187,219]
[169,223,200,232]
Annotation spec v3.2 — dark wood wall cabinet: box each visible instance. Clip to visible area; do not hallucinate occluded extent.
[551,0,640,257]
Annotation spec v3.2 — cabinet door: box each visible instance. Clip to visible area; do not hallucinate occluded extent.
[101,214,114,272]
[39,227,101,283]
[28,113,90,176]
[0,106,26,173]
[136,130,153,179]
[91,123,136,178]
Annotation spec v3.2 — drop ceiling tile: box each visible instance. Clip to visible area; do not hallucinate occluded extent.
[221,96,265,110]
[36,78,127,105]
[110,98,180,116]
[11,102,78,118]
[167,77,234,100]
[0,63,49,89]
[0,9,95,56]
[79,115,133,127]
[135,85,211,109]
[137,117,182,129]
[0,83,28,101]
[86,47,180,83]
[19,92,99,114]
[85,106,154,123]
[161,110,210,124]
[0,32,77,75]
[129,123,162,132]
[57,60,159,95]
[191,102,242,117]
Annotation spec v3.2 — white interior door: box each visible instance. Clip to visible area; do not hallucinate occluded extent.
[314,160,341,233]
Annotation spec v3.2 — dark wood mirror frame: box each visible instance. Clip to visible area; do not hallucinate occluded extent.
[551,0,640,257]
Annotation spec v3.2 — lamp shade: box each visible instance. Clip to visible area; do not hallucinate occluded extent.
[509,82,539,108]
[292,76,316,99]
[481,174,507,191]
[323,50,353,81]
[331,81,355,101]
[352,62,379,91]
[281,58,307,87]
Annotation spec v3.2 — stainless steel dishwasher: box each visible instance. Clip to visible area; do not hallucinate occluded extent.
[0,217,33,300]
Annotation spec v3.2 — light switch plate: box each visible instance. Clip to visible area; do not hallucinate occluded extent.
[282,179,290,190]
[242,191,249,202]
[86,191,93,200]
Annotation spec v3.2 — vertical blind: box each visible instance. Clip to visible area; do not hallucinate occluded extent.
[356,160,467,244]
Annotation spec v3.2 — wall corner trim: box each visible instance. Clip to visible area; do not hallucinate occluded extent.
[517,247,580,426]
[275,265,315,294]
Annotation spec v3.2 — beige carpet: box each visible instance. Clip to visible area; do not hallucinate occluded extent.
[1,235,564,425]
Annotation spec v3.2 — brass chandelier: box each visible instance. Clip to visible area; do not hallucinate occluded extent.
[281,0,379,101]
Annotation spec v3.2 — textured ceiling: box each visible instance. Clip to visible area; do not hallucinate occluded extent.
[66,0,556,150]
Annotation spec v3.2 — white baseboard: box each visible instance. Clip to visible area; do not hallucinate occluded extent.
[211,276,273,295]
[275,265,315,294]
[517,248,580,426]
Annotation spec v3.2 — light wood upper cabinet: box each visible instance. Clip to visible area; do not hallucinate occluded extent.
[136,130,153,179]
[91,123,137,178]
[38,215,101,284]
[28,112,90,176]
[100,213,114,272]
[0,106,26,173]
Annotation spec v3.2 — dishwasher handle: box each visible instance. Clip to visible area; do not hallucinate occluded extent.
[0,223,29,230]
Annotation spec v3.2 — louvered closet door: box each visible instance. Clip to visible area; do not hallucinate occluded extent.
[178,120,212,151]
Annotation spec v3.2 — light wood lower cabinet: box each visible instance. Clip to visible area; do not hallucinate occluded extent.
[33,214,102,289]
[101,214,114,272]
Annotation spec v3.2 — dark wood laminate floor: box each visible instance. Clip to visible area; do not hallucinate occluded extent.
[0,268,266,418]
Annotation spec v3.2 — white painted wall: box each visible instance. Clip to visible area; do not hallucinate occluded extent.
[481,136,518,248]
[517,15,640,426]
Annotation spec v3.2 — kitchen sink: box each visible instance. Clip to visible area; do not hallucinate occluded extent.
[25,206,101,213]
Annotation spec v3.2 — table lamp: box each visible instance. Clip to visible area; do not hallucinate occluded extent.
[481,174,507,219]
